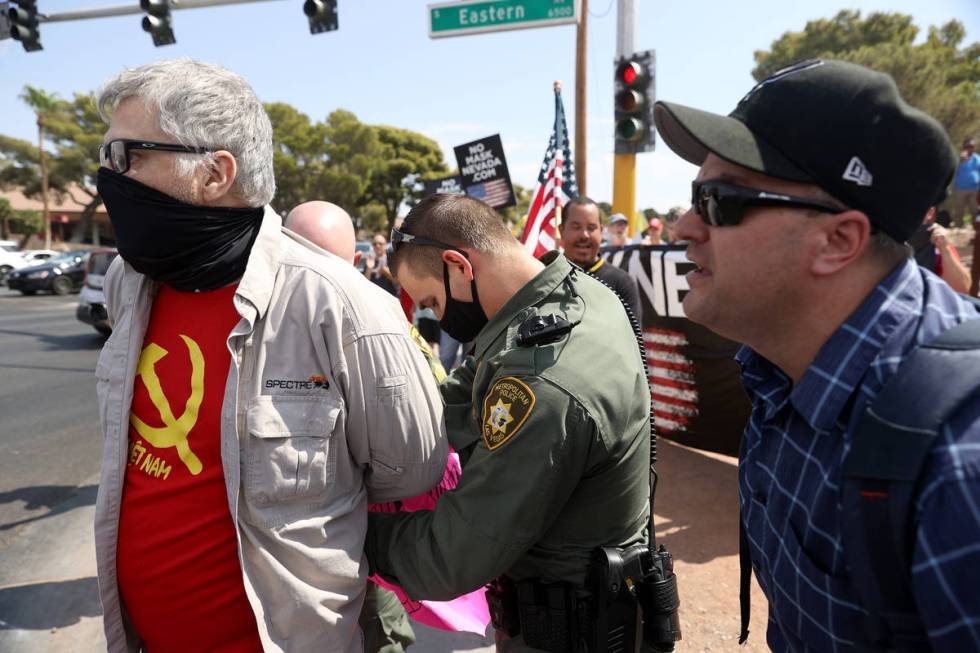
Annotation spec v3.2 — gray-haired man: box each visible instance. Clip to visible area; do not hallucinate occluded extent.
[93,59,447,653]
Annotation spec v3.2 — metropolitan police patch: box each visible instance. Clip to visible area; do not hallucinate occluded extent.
[482,376,536,451]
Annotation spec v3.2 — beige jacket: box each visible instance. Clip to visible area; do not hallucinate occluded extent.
[93,208,447,652]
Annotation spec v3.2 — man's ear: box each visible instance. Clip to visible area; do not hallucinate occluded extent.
[810,210,873,276]
[201,150,238,204]
[442,249,474,281]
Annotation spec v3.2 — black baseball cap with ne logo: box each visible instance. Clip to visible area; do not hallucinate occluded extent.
[654,59,956,243]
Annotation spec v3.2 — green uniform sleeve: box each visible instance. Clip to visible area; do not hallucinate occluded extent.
[439,355,477,405]
[366,375,594,600]
[439,355,480,452]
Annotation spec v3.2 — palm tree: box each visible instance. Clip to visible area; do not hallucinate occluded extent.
[20,86,61,250]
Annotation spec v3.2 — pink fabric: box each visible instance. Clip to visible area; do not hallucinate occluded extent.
[368,452,491,635]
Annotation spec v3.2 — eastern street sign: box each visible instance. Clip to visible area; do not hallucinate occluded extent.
[428,0,579,39]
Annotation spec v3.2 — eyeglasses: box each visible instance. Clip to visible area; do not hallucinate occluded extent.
[388,227,465,257]
[691,180,847,227]
[99,139,213,175]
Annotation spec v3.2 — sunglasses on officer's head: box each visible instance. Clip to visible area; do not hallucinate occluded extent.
[388,227,467,257]
[691,180,847,227]
[99,139,213,175]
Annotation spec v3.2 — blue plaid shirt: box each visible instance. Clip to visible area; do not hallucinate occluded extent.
[737,259,980,652]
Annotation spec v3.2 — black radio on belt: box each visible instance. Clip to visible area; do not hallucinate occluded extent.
[516,314,579,347]
[589,543,682,652]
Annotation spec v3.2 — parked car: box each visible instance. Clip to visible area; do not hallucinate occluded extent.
[76,249,118,336]
[5,251,89,296]
[0,248,60,283]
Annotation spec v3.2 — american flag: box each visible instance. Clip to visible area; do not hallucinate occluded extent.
[520,87,579,257]
[644,327,699,433]
[466,178,513,207]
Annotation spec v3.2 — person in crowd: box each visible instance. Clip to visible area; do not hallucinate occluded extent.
[438,330,469,371]
[952,137,979,227]
[605,212,630,246]
[663,207,685,243]
[93,59,446,653]
[909,207,972,294]
[365,193,653,650]
[642,217,665,245]
[655,59,980,650]
[560,196,643,321]
[365,232,399,296]
[284,200,360,265]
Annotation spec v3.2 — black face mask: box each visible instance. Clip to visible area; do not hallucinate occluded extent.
[96,167,263,292]
[439,262,488,343]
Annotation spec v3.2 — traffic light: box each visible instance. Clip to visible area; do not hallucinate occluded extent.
[614,49,656,154]
[141,0,176,47]
[303,0,338,34]
[8,1,42,52]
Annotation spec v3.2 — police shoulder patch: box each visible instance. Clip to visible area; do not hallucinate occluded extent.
[482,376,536,451]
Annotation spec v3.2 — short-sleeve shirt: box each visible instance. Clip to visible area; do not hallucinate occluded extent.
[954,152,980,190]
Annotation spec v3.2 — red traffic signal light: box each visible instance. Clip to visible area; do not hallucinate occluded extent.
[617,61,643,86]
[613,50,655,154]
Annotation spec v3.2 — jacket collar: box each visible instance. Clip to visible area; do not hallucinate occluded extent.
[473,251,571,358]
[737,259,921,433]
[234,206,283,323]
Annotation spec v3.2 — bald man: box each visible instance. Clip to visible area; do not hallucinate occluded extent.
[285,201,361,266]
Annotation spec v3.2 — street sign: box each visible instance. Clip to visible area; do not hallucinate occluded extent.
[428,0,579,39]
[453,135,516,210]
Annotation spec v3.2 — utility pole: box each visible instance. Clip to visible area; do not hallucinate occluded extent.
[574,0,587,197]
[613,0,637,236]
[38,114,51,250]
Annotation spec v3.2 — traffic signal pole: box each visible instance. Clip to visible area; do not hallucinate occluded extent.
[574,0,587,197]
[36,0,285,24]
[613,0,637,236]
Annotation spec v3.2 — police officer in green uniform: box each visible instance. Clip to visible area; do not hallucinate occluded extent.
[364,194,655,651]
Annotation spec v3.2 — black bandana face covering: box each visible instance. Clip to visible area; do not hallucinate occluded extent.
[439,262,488,343]
[96,167,263,292]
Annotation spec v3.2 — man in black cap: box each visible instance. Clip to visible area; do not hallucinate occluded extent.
[655,59,980,651]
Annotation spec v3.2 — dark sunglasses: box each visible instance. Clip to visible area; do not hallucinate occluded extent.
[98,139,213,175]
[388,227,467,257]
[691,180,847,227]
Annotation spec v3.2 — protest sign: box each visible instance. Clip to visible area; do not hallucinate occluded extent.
[422,175,465,197]
[453,134,516,209]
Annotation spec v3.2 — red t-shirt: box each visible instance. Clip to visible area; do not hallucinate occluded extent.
[117,284,262,653]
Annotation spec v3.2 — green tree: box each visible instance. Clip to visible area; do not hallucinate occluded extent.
[0,90,107,244]
[266,102,328,213]
[500,183,533,234]
[753,11,980,144]
[19,86,60,248]
[367,125,448,231]
[0,197,12,240]
[267,106,445,230]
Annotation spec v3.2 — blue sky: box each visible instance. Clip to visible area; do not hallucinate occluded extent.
[1,0,978,214]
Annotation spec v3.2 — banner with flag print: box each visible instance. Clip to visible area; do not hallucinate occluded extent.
[603,243,752,456]
[520,87,579,258]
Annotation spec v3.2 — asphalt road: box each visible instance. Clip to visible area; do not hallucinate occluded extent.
[0,288,104,549]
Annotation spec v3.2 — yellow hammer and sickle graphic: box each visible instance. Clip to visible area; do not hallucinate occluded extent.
[130,335,205,476]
